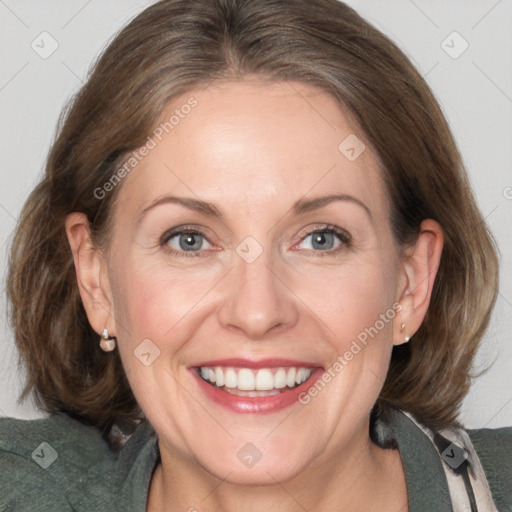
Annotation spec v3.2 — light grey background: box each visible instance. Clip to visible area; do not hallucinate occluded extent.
[0,0,511,428]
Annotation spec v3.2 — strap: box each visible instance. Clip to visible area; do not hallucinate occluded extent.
[402,412,498,511]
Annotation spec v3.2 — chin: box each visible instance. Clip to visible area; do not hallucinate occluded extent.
[192,441,309,486]
[199,454,306,486]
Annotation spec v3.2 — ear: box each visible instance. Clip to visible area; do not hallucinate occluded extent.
[65,212,116,337]
[394,219,444,346]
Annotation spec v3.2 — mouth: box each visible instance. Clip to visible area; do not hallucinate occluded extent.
[198,365,314,396]
[190,359,324,413]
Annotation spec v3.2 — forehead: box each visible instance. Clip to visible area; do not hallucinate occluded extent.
[116,79,387,223]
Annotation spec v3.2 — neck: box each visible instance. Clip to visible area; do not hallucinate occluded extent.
[147,430,408,512]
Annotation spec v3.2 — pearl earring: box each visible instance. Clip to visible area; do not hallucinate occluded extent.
[100,328,116,352]
[399,323,410,343]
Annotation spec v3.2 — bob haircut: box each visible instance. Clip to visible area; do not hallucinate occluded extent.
[6,0,498,448]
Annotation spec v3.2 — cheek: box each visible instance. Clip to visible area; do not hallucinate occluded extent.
[292,254,398,403]
[108,261,202,410]
[295,255,397,339]
[109,255,219,352]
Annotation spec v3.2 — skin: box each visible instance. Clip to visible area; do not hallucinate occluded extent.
[66,78,443,511]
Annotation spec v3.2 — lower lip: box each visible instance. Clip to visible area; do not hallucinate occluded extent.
[192,367,325,414]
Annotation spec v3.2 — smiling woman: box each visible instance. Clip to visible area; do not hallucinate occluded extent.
[1,0,511,511]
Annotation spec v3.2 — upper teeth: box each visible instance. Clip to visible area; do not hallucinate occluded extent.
[200,366,313,391]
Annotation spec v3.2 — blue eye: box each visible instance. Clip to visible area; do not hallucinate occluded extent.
[295,225,351,256]
[162,229,212,257]
[160,224,351,258]
[300,230,338,250]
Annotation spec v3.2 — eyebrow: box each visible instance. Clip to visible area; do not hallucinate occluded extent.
[138,193,372,224]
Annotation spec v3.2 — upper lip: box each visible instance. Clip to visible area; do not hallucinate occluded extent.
[190,358,323,369]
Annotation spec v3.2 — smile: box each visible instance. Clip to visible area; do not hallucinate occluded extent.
[190,359,323,413]
[199,366,313,396]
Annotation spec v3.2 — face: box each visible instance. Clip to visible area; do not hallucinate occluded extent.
[102,79,407,483]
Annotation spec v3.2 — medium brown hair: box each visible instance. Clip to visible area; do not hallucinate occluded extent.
[6,0,498,448]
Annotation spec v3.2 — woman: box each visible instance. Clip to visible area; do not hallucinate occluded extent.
[1,0,510,510]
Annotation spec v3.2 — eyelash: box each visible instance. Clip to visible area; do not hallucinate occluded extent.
[160,224,351,258]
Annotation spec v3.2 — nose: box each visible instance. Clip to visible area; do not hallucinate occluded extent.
[217,248,299,340]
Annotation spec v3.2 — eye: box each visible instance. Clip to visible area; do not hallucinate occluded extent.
[160,224,351,258]
[161,228,212,257]
[294,224,351,256]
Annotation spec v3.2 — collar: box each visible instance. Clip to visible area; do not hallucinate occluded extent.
[378,408,453,511]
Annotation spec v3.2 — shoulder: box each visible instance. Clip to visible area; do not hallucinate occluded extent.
[0,413,160,511]
[467,425,512,509]
[0,413,113,511]
[0,413,112,470]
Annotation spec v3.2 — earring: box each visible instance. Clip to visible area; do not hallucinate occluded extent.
[100,328,116,352]
[399,323,410,343]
